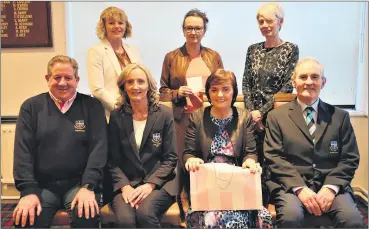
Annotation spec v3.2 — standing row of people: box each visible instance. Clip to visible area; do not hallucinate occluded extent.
[12,2,364,229]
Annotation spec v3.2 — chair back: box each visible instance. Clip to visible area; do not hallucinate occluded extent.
[274,93,297,109]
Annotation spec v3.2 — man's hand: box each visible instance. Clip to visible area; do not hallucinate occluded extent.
[121,185,135,205]
[185,157,204,172]
[71,187,99,219]
[128,183,155,208]
[315,187,335,213]
[13,194,42,227]
[296,187,322,216]
[242,158,261,174]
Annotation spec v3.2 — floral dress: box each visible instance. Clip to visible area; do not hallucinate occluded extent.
[186,115,273,228]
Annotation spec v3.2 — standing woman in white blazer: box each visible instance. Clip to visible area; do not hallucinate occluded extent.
[88,6,141,121]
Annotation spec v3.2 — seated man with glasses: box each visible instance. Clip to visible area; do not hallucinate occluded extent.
[264,57,364,228]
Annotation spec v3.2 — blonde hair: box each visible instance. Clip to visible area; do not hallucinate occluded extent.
[291,57,325,81]
[117,63,159,107]
[96,6,132,40]
[47,55,79,77]
[256,2,284,20]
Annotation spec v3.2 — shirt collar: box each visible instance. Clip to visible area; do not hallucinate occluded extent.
[297,97,319,113]
[49,91,77,105]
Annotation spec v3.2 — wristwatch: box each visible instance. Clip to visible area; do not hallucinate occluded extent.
[81,183,95,192]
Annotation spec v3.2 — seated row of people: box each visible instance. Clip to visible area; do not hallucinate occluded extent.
[12,55,363,228]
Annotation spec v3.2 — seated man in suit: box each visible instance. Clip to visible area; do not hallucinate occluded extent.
[12,55,108,228]
[264,57,364,228]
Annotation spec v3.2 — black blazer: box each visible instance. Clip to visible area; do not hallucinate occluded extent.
[264,99,360,196]
[108,103,178,196]
[183,106,258,167]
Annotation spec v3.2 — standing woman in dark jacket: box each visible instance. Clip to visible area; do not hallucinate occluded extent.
[183,69,272,228]
[242,2,299,164]
[108,63,178,228]
[160,9,224,173]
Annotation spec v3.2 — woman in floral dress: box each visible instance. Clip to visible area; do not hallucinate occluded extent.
[183,69,272,228]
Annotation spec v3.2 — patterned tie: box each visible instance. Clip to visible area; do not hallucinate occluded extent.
[305,106,316,139]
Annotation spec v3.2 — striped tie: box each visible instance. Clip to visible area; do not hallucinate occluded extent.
[305,106,316,139]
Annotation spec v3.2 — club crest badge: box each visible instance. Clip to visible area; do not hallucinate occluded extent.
[152,133,162,147]
[329,141,338,153]
[74,120,86,132]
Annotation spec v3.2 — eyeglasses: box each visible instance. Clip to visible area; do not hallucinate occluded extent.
[184,26,204,33]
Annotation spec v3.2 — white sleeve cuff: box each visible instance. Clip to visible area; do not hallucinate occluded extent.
[292,186,306,194]
[323,184,339,195]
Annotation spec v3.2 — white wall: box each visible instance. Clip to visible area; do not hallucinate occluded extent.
[66,2,365,107]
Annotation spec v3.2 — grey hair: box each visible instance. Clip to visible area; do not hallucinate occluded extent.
[256,2,285,20]
[47,55,79,78]
[291,57,325,81]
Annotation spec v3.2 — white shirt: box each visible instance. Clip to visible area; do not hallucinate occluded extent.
[133,119,147,150]
[293,98,339,195]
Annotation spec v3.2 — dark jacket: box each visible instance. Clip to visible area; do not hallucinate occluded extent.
[108,103,179,196]
[159,44,224,121]
[264,99,360,197]
[183,106,257,167]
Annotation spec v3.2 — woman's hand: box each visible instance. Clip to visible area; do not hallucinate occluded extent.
[128,183,155,209]
[185,157,204,172]
[251,110,262,123]
[121,185,135,205]
[242,158,261,174]
[254,120,265,132]
[178,86,193,98]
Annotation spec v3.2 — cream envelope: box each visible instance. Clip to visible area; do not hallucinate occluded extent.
[190,163,263,211]
[186,76,203,93]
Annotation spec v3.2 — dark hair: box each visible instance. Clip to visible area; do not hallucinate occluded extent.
[205,69,238,107]
[182,8,209,32]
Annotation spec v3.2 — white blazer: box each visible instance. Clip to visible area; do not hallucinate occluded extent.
[87,39,141,120]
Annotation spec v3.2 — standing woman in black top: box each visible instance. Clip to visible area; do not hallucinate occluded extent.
[242,2,299,162]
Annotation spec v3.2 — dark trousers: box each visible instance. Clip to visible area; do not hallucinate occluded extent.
[254,127,270,207]
[274,189,365,228]
[174,113,191,198]
[174,112,191,171]
[15,184,101,228]
[111,189,175,228]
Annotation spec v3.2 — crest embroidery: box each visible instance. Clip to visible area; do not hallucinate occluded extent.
[329,141,338,152]
[152,133,162,147]
[74,120,86,132]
